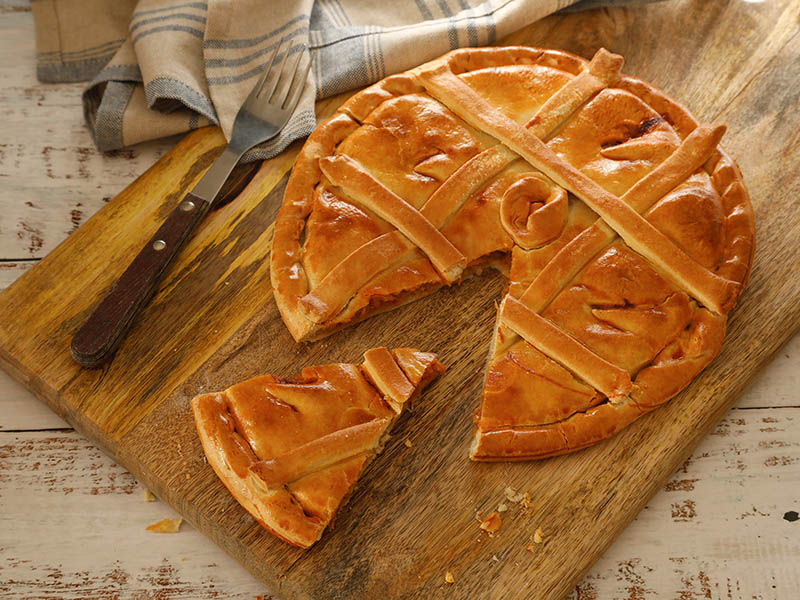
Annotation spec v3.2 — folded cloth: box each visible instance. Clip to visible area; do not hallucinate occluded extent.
[32,0,659,160]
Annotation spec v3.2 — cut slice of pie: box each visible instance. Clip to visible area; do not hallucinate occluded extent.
[271,46,754,460]
[191,347,444,548]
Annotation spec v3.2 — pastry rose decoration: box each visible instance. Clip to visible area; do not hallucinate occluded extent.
[500,173,568,249]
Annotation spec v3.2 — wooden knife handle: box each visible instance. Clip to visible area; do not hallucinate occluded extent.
[70,193,209,368]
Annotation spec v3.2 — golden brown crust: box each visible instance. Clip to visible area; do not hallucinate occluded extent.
[421,145,516,229]
[518,123,728,313]
[271,45,755,462]
[500,295,632,400]
[318,154,467,282]
[362,346,416,411]
[191,392,326,546]
[299,231,414,323]
[710,156,755,287]
[393,348,446,388]
[249,419,390,491]
[191,348,444,548]
[471,398,644,461]
[500,173,568,249]
[631,308,727,408]
[270,112,361,342]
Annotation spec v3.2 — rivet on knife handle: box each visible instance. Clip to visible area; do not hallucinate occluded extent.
[70,192,208,368]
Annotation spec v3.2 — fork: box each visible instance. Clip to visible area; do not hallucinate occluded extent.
[71,37,311,369]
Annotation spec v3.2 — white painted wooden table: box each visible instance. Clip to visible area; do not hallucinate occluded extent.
[1,5,798,599]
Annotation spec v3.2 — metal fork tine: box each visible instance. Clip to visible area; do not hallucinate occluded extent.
[262,37,291,101]
[253,37,282,98]
[283,51,312,111]
[279,44,306,108]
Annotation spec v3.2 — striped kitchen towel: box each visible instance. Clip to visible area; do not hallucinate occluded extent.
[32,0,659,159]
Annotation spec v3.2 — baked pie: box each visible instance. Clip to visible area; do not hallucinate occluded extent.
[270,47,754,461]
[191,347,444,547]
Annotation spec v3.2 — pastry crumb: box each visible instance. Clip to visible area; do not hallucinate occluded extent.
[492,554,499,562]
[497,502,508,513]
[143,488,156,502]
[185,473,191,480]
[445,571,454,584]
[404,439,413,448]
[521,493,532,510]
[179,557,185,562]
[146,517,183,533]
[525,527,544,550]
[504,486,523,503]
[479,511,502,534]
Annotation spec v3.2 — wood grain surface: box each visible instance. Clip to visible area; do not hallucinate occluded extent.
[1,1,799,599]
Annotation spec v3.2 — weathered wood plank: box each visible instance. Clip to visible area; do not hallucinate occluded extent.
[3,328,796,433]
[2,409,797,599]
[0,369,67,430]
[0,0,29,14]
[0,12,174,259]
[0,261,33,291]
[504,0,800,124]
[737,338,800,410]
[1,2,799,600]
[569,407,800,600]
[0,431,269,599]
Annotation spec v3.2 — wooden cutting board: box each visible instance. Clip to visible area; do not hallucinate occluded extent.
[1,3,798,599]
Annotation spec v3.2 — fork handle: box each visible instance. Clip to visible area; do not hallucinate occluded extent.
[70,192,209,368]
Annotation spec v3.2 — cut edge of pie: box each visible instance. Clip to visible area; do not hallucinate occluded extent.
[191,347,445,548]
